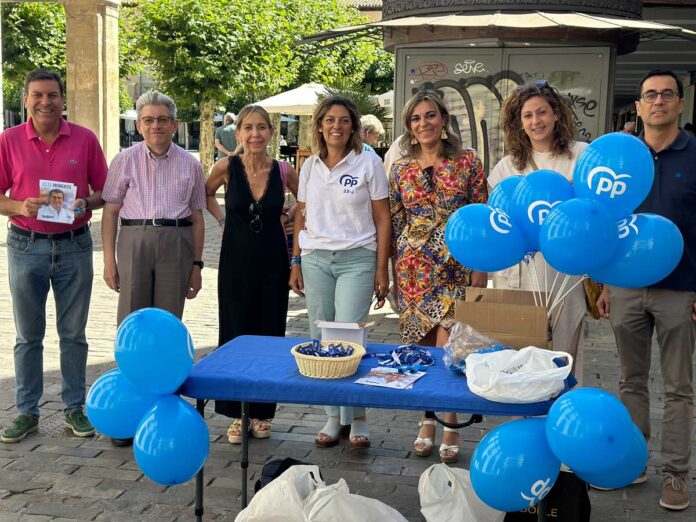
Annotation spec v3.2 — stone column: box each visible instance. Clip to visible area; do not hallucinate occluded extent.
[64,0,120,161]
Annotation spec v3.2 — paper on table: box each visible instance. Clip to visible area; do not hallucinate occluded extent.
[355,367,426,390]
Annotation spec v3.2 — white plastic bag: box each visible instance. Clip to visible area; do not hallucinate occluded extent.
[465,346,572,403]
[236,465,407,522]
[419,464,505,522]
[304,478,408,522]
[235,465,323,522]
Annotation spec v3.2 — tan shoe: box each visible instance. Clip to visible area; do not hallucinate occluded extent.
[439,427,460,464]
[227,419,245,445]
[250,418,272,439]
[659,473,689,511]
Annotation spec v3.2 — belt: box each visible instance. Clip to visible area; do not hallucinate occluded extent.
[10,223,89,240]
[120,218,192,227]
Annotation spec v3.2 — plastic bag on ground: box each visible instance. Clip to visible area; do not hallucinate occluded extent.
[304,478,408,522]
[419,464,505,522]
[236,465,407,522]
[235,465,323,522]
[465,346,572,403]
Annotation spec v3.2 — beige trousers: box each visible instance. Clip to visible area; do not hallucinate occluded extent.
[608,286,696,474]
[116,225,194,325]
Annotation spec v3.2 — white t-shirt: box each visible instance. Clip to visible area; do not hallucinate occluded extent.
[298,149,389,252]
[488,141,588,186]
[383,134,406,177]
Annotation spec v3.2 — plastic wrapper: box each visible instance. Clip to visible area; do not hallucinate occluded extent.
[443,322,507,373]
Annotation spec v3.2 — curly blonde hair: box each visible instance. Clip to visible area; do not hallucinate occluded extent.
[399,90,462,159]
[501,83,577,171]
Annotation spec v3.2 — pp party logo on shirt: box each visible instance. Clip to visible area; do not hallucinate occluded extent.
[340,173,360,194]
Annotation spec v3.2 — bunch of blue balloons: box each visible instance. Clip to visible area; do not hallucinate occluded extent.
[446,133,684,287]
[86,308,209,486]
[470,388,647,512]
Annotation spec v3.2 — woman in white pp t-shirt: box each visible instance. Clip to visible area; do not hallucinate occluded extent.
[289,96,391,450]
[488,81,588,382]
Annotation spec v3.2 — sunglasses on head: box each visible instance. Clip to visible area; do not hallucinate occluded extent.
[514,80,550,92]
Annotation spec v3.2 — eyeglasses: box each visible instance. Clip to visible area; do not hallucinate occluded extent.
[249,201,262,233]
[139,116,174,126]
[639,90,678,103]
[514,80,549,92]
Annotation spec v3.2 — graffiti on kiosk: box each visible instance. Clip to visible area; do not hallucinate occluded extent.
[565,92,598,142]
[409,62,448,83]
[453,60,487,75]
[410,69,598,176]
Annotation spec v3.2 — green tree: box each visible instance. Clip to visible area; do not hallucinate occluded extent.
[1,2,66,111]
[135,0,391,172]
[320,80,388,121]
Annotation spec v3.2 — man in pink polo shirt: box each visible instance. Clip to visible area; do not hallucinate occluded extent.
[0,69,107,443]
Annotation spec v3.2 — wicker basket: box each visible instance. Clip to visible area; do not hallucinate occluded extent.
[291,341,366,379]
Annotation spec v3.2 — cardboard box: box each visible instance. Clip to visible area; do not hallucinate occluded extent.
[316,321,374,346]
[454,288,552,349]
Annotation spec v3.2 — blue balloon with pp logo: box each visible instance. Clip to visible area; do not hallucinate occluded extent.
[588,213,683,288]
[115,308,194,395]
[545,388,634,474]
[86,369,161,439]
[573,133,654,218]
[510,170,575,252]
[539,198,618,275]
[488,175,523,215]
[445,203,527,272]
[471,418,561,512]
[134,395,209,486]
[576,423,648,489]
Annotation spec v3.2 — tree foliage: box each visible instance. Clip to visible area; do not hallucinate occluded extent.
[135,0,393,172]
[1,2,66,112]
[320,80,388,121]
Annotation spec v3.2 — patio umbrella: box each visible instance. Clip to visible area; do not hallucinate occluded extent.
[256,83,327,115]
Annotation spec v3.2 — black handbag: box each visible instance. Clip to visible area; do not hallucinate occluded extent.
[504,471,591,521]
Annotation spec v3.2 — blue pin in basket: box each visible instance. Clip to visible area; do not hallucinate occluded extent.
[292,340,366,379]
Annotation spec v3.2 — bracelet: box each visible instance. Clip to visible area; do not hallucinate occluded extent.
[218,217,225,226]
[290,256,301,266]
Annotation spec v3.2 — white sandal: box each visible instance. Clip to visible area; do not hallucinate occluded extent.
[414,419,436,457]
[439,427,460,464]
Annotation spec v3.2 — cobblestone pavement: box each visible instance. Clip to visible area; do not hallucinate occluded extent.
[0,206,694,521]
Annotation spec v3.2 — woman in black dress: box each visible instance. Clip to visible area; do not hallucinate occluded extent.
[206,105,298,443]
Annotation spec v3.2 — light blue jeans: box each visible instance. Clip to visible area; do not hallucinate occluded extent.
[7,229,94,417]
[302,247,375,424]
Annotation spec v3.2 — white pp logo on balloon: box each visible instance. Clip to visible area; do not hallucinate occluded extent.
[489,208,513,234]
[527,200,561,225]
[520,477,553,507]
[617,215,639,239]
[587,166,631,199]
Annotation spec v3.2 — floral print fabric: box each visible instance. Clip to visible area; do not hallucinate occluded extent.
[389,151,488,344]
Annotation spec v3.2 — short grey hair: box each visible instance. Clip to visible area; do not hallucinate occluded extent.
[224,112,236,124]
[136,91,177,119]
[360,114,384,135]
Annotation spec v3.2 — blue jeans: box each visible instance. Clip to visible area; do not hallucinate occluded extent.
[7,229,94,417]
[302,247,375,424]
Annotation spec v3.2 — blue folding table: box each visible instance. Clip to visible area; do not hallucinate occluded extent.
[180,335,572,520]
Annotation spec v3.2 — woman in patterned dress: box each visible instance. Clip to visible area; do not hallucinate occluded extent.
[389,90,488,463]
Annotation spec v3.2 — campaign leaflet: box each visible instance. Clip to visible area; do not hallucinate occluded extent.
[37,180,77,224]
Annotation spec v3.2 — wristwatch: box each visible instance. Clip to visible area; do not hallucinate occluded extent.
[193,260,204,269]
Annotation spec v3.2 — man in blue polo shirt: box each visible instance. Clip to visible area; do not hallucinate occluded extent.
[597,69,696,511]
